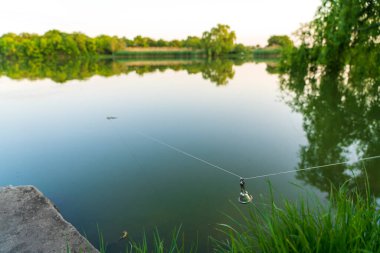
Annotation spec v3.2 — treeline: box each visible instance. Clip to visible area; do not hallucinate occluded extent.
[125,36,202,48]
[0,24,251,60]
[0,30,125,59]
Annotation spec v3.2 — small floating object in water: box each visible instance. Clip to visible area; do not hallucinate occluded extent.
[239,178,253,204]
[106,116,117,120]
[120,230,128,240]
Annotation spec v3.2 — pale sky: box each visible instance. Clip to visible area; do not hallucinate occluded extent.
[1,0,320,46]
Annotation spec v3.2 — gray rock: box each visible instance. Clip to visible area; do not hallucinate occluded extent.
[0,185,99,253]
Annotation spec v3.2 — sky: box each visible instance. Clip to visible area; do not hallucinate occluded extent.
[1,0,321,46]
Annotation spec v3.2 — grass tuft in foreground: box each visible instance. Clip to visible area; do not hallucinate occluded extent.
[125,225,198,253]
[213,181,380,253]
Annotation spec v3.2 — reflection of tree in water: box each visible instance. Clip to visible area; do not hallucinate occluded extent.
[264,61,280,75]
[0,58,241,85]
[201,59,235,85]
[0,58,127,83]
[278,47,380,196]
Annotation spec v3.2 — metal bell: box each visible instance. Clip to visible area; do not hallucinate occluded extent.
[239,191,253,204]
[238,178,253,204]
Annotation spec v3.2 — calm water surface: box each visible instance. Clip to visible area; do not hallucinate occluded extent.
[0,61,378,252]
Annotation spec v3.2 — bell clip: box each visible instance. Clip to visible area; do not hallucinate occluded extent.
[238,178,253,204]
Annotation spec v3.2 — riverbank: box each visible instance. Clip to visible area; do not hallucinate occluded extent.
[0,185,99,253]
[252,46,282,58]
[113,47,282,60]
[113,47,205,59]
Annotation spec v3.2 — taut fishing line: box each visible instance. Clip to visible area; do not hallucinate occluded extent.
[107,118,380,204]
[243,155,380,180]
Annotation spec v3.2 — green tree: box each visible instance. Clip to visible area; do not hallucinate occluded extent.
[201,24,236,57]
[183,36,202,48]
[267,35,294,48]
[156,39,169,47]
[169,39,182,47]
[110,36,125,52]
[0,34,18,58]
[133,36,149,47]
[299,0,380,71]
[231,43,251,56]
[72,33,89,55]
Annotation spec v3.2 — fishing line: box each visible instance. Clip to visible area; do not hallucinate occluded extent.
[243,155,380,180]
[108,119,380,203]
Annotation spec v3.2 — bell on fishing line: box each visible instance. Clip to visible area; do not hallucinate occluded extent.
[239,178,253,204]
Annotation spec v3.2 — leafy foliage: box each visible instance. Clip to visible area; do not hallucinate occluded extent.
[267,35,294,48]
[0,30,126,59]
[202,24,237,58]
[294,0,380,71]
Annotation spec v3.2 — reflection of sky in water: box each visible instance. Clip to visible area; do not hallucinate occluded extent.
[0,63,320,252]
[344,142,362,165]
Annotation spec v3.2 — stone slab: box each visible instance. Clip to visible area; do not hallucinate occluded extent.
[0,185,99,253]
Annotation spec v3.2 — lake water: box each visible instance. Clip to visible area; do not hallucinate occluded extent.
[0,60,378,252]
